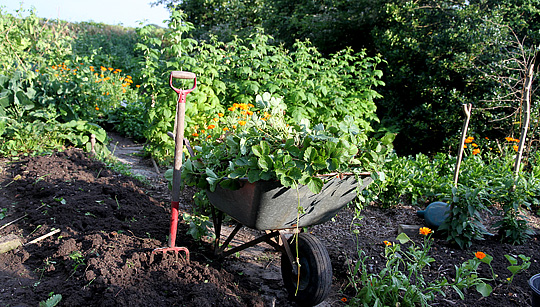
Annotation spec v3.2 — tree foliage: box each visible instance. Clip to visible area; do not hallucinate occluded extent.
[153,0,540,155]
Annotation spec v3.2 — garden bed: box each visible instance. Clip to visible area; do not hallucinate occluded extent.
[0,145,538,306]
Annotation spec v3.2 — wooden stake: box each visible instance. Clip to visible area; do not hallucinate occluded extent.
[25,228,61,245]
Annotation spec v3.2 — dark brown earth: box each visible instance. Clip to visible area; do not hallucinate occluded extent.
[0,134,539,307]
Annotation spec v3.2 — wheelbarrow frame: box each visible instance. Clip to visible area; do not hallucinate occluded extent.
[207,175,373,257]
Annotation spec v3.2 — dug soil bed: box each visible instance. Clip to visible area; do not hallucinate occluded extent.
[0,145,539,306]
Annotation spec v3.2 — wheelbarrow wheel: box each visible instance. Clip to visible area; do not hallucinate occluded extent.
[281,233,332,306]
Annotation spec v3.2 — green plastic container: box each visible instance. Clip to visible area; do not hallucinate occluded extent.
[416,202,450,229]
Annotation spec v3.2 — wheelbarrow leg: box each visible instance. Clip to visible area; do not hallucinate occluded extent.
[152,71,197,262]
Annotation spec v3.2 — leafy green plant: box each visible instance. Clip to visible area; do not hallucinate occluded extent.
[68,250,85,279]
[181,93,388,194]
[491,177,535,244]
[0,207,7,220]
[39,293,62,307]
[347,228,494,307]
[182,213,213,240]
[438,186,491,249]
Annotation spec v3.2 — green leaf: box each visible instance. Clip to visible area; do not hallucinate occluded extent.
[257,156,273,171]
[306,176,324,194]
[396,232,411,244]
[304,147,317,162]
[504,254,517,265]
[252,141,270,157]
[507,265,522,275]
[39,294,62,307]
[475,282,492,297]
[247,169,261,183]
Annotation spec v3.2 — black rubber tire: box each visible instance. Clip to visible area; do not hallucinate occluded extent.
[281,233,332,306]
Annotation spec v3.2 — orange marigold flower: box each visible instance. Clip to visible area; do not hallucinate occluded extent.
[464,136,474,143]
[383,241,392,246]
[232,125,237,129]
[223,127,229,131]
[472,148,480,155]
[228,107,235,112]
[238,120,247,126]
[95,107,99,111]
[136,85,140,88]
[122,89,126,93]
[505,137,513,142]
[192,132,199,137]
[206,135,212,139]
[463,144,467,149]
[100,66,107,71]
[472,143,478,147]
[419,227,432,236]
[513,145,518,152]
[218,112,224,117]
[340,297,347,302]
[475,251,486,260]
[247,110,254,116]
[213,117,219,122]
[207,125,216,129]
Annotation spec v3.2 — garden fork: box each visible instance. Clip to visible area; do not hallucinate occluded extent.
[152,71,196,262]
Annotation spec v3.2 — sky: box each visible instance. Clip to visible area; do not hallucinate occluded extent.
[1,0,171,28]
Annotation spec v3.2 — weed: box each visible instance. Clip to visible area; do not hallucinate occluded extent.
[38,293,62,307]
[0,207,7,219]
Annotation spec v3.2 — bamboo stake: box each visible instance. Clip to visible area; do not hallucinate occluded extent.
[513,64,534,180]
[453,103,473,187]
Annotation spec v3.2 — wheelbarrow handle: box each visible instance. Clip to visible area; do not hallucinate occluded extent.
[169,71,197,96]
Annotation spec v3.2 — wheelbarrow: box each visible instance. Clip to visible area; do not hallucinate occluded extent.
[207,174,372,306]
[157,70,373,306]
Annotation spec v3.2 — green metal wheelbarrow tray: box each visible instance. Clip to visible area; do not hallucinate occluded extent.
[206,173,373,306]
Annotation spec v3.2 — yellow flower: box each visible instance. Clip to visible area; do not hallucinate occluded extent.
[463,144,467,148]
[218,112,224,117]
[213,118,219,122]
[383,241,392,246]
[471,143,478,147]
[238,120,247,126]
[475,251,486,260]
[419,227,432,236]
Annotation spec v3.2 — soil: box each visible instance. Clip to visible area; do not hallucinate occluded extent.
[0,132,539,307]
